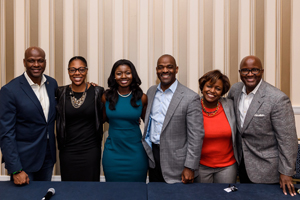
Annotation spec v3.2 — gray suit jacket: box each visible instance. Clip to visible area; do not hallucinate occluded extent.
[142,81,204,183]
[213,97,239,165]
[228,80,297,183]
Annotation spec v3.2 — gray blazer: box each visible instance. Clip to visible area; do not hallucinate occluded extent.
[228,80,297,183]
[142,81,204,183]
[200,97,239,165]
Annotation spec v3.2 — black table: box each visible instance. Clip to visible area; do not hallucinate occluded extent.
[0,181,299,200]
[0,181,147,200]
[147,182,300,200]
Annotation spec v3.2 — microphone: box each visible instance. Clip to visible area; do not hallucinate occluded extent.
[42,188,55,200]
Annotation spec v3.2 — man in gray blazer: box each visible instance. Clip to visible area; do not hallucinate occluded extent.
[142,54,204,184]
[227,55,297,196]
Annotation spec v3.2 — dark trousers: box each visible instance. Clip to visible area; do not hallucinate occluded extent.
[11,140,54,182]
[149,143,165,182]
[238,156,253,183]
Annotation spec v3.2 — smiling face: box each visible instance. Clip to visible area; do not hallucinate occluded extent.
[115,64,133,89]
[23,47,46,84]
[156,55,178,91]
[239,56,264,94]
[68,59,88,86]
[202,79,223,108]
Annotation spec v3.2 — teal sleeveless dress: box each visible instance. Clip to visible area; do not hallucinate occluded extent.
[102,94,148,182]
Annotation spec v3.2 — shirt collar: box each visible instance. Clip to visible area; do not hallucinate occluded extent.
[242,79,262,95]
[24,71,47,86]
[157,79,178,93]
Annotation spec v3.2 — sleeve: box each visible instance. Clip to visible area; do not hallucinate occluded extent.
[184,94,204,170]
[0,87,23,174]
[272,95,298,176]
[227,87,234,100]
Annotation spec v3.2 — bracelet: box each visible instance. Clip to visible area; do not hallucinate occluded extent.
[12,169,23,175]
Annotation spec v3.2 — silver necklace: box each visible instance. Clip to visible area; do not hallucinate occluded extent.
[70,83,87,108]
[117,90,132,98]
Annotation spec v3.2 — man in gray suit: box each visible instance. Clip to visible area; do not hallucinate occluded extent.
[228,55,298,196]
[142,54,204,184]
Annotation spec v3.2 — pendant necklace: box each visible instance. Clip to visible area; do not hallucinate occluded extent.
[70,83,87,108]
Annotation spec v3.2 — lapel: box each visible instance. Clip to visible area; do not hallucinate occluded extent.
[143,86,157,132]
[220,98,235,143]
[234,83,243,133]
[241,80,266,133]
[20,74,46,122]
[161,82,184,133]
[45,77,53,122]
[221,98,231,127]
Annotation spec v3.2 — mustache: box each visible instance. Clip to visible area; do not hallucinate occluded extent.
[160,72,170,75]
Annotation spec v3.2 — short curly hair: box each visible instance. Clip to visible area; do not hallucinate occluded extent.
[198,70,231,96]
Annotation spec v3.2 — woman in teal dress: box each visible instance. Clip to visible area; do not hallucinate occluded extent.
[102,59,148,182]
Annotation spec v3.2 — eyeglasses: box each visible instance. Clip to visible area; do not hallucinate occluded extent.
[68,67,87,74]
[239,68,262,75]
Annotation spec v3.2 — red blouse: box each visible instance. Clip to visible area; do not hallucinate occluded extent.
[200,103,236,168]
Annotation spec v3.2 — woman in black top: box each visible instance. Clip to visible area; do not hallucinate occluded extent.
[56,56,104,181]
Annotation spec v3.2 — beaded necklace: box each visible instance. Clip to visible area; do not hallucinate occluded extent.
[201,98,220,116]
[117,90,132,98]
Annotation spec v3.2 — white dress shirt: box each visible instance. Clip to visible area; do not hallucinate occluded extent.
[24,72,50,122]
[148,80,178,144]
[238,79,262,128]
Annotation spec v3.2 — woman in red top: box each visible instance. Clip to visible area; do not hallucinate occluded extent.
[196,70,238,183]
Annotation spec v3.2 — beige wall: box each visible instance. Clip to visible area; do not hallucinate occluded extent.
[0,0,300,177]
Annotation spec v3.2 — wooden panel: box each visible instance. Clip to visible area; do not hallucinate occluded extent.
[138,0,149,92]
[229,0,239,84]
[213,0,225,73]
[39,0,50,75]
[14,0,25,77]
[163,0,173,54]
[0,0,5,86]
[54,0,64,86]
[280,0,291,97]
[87,0,99,83]
[187,0,199,92]
[238,0,251,61]
[63,0,74,85]
[291,0,300,105]
[264,0,276,86]
[112,0,124,61]
[204,0,213,73]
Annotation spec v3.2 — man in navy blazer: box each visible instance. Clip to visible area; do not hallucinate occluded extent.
[0,47,58,185]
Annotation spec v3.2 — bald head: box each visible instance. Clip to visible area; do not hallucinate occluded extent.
[23,46,46,85]
[157,54,177,67]
[24,47,45,60]
[239,55,264,94]
[156,54,178,91]
[240,55,262,70]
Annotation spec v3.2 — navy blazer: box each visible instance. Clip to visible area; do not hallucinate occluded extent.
[0,74,58,174]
